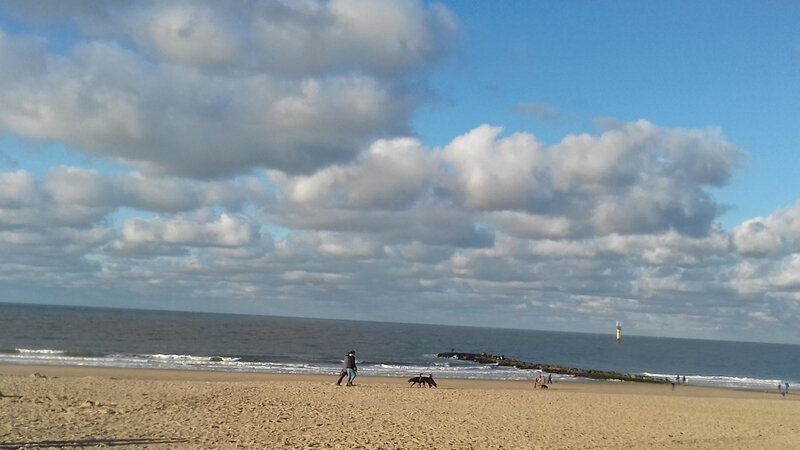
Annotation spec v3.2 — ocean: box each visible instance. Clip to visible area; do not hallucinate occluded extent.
[1,302,797,391]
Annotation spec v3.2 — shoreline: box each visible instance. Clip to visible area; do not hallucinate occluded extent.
[1,363,794,399]
[2,364,799,449]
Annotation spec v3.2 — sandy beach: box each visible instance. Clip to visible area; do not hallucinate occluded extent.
[1,365,798,449]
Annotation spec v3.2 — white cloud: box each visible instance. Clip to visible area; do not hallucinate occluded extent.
[487,211,573,239]
[134,3,239,67]
[0,170,37,207]
[748,311,778,323]
[270,121,740,242]
[768,255,800,290]
[732,200,800,256]
[0,0,456,178]
[0,141,797,340]
[43,167,116,206]
[550,121,739,192]
[282,270,348,284]
[442,125,545,210]
[271,137,436,209]
[117,211,254,249]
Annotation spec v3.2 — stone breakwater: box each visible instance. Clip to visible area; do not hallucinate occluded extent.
[437,352,666,383]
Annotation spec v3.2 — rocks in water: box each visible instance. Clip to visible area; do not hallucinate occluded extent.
[437,351,665,384]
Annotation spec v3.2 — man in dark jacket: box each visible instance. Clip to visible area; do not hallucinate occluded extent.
[344,350,358,386]
[335,350,358,386]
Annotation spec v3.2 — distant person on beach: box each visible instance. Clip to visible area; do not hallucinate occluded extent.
[534,377,539,388]
[547,373,552,384]
[335,350,358,386]
[786,382,790,394]
[335,352,348,386]
[344,350,358,386]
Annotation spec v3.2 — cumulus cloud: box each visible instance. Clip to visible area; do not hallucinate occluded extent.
[442,125,545,211]
[732,200,800,256]
[0,118,767,341]
[272,121,741,239]
[548,121,741,236]
[0,170,38,207]
[270,137,437,209]
[0,42,414,178]
[131,3,239,67]
[116,211,255,249]
[0,0,456,178]
[0,167,271,231]
[728,202,800,305]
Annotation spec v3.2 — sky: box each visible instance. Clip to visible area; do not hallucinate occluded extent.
[0,1,799,344]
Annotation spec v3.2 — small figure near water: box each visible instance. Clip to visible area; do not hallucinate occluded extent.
[335,350,358,386]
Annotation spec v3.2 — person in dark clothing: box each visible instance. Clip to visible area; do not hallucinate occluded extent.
[335,350,358,386]
[335,367,347,386]
[344,350,357,386]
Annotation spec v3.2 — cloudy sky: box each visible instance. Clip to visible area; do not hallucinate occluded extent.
[1,1,799,344]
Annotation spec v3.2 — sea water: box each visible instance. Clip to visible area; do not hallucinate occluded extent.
[1,302,797,391]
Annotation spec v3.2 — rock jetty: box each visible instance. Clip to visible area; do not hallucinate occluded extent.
[437,352,665,384]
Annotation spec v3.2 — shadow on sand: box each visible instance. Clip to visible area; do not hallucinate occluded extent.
[0,438,187,449]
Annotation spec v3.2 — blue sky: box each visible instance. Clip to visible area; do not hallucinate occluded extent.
[0,1,799,343]
[415,1,800,228]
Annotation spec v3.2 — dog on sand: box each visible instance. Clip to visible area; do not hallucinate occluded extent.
[408,374,437,388]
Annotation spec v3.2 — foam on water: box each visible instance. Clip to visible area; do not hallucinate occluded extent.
[0,347,533,380]
[644,372,786,391]
[4,347,789,389]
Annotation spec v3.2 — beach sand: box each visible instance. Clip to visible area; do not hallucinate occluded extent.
[1,365,798,449]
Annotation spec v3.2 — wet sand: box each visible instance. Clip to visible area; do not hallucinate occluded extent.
[1,364,798,449]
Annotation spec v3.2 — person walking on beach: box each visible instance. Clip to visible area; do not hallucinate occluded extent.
[343,350,357,386]
[335,362,347,386]
[335,350,357,386]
